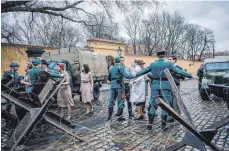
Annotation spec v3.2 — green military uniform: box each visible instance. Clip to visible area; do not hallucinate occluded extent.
[136,51,192,130]
[2,62,20,112]
[2,62,20,88]
[41,60,61,78]
[26,59,43,93]
[108,56,132,121]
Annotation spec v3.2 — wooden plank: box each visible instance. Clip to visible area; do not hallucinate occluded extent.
[43,114,84,142]
[157,98,220,151]
[38,79,54,104]
[5,112,31,149]
[205,116,229,130]
[8,77,67,151]
[164,69,196,127]
[1,91,34,110]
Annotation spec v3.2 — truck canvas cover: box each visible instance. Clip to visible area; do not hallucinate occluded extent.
[42,48,108,84]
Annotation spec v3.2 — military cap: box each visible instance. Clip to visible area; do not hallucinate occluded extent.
[138,60,145,65]
[115,56,121,63]
[156,50,166,56]
[9,62,20,67]
[41,60,49,65]
[32,59,41,65]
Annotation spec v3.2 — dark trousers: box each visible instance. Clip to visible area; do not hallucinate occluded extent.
[124,83,132,114]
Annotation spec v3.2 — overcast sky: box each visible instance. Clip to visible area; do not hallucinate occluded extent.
[163,1,229,52]
[115,1,229,52]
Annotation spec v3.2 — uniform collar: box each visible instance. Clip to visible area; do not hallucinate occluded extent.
[158,58,165,61]
[10,69,16,73]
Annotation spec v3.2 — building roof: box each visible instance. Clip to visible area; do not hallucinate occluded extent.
[1,42,56,49]
[87,38,126,45]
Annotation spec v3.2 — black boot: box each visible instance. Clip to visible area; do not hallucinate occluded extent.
[129,110,134,117]
[161,116,168,131]
[108,107,113,121]
[127,102,134,117]
[128,108,134,117]
[147,115,154,130]
[117,108,125,121]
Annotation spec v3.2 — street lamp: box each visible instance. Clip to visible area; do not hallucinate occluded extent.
[117,46,122,56]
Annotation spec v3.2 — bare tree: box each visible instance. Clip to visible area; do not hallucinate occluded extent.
[198,28,215,60]
[124,11,142,55]
[1,1,160,25]
[7,13,82,47]
[1,1,160,47]
[84,11,120,40]
[141,12,161,56]
[182,24,215,61]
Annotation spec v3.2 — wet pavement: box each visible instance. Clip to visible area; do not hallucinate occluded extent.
[1,80,229,151]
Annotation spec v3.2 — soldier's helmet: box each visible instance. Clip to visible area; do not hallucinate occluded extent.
[41,60,49,65]
[32,59,41,66]
[156,50,166,57]
[10,62,20,67]
[115,56,121,63]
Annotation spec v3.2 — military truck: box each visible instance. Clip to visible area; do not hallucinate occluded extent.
[199,57,229,100]
[42,47,110,101]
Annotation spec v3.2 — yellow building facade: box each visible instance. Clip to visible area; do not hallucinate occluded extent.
[87,38,126,57]
[1,43,55,76]
[87,39,201,74]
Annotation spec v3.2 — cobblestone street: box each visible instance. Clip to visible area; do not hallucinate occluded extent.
[1,80,229,151]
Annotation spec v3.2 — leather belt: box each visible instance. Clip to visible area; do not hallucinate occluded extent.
[153,78,168,81]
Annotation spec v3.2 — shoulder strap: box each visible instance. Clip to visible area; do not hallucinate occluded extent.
[117,66,123,78]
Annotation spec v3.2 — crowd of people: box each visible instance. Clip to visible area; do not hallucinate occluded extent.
[2,59,94,121]
[2,50,198,131]
[107,50,198,131]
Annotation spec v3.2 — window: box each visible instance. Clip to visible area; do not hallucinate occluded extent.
[205,62,229,71]
[48,61,67,71]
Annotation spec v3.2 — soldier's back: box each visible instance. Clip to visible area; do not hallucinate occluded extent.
[150,59,172,78]
[28,67,43,84]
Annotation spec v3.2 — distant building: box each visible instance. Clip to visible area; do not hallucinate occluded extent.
[125,44,163,56]
[87,38,126,57]
[201,50,229,59]
[1,43,55,76]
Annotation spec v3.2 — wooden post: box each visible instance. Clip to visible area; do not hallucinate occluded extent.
[161,69,221,151]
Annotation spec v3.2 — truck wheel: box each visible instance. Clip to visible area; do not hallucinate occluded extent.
[200,89,210,101]
[93,83,100,101]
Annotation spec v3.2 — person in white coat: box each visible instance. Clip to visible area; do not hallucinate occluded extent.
[129,60,145,120]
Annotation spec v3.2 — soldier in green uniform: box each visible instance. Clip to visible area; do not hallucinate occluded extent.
[2,62,20,112]
[41,60,61,78]
[135,51,195,130]
[2,62,20,88]
[26,59,43,93]
[107,56,133,121]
